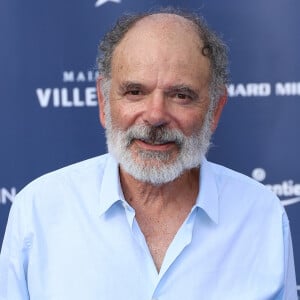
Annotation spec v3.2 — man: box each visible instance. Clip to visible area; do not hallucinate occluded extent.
[0,8,297,300]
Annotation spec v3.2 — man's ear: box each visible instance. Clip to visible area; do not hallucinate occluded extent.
[96,76,106,128]
[211,88,227,133]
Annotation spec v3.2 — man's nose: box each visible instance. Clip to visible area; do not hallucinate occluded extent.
[142,92,171,127]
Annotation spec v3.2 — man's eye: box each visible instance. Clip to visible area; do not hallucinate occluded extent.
[124,89,144,101]
[173,93,194,102]
[126,90,141,95]
[131,90,141,95]
[176,93,188,99]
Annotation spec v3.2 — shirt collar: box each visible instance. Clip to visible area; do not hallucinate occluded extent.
[99,155,220,223]
[99,154,125,216]
[195,158,219,224]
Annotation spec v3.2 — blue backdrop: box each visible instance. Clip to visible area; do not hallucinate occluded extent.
[1,0,300,295]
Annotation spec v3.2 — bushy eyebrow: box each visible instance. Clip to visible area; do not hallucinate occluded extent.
[119,81,144,92]
[165,85,199,99]
[119,81,199,99]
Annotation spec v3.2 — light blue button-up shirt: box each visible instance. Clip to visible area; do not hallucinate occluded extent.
[0,154,297,299]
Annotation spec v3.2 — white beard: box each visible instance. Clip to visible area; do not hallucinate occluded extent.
[104,101,213,186]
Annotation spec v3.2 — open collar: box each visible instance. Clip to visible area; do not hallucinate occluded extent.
[98,155,219,224]
[195,158,219,224]
[98,154,125,216]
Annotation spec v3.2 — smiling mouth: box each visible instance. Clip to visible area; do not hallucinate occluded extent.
[134,138,176,151]
[138,138,174,145]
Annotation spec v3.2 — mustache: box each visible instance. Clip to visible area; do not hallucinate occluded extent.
[124,125,185,146]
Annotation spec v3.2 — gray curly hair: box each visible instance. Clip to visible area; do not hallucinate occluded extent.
[97,7,228,108]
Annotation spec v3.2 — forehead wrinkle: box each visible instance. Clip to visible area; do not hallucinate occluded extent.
[111,13,211,94]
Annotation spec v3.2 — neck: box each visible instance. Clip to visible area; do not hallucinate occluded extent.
[119,166,200,210]
[119,166,201,272]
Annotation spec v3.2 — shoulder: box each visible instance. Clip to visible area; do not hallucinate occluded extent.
[207,160,274,193]
[13,153,112,208]
[205,160,284,214]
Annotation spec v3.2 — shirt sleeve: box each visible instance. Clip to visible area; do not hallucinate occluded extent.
[0,195,30,300]
[282,212,298,300]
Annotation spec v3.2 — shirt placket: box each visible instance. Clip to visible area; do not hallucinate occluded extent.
[123,201,198,300]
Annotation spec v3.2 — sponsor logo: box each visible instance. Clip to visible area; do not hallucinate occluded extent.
[95,0,121,7]
[228,81,300,97]
[251,168,300,206]
[36,76,299,106]
[36,70,99,108]
[0,187,17,205]
[228,83,271,97]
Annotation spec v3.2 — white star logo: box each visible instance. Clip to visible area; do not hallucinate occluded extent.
[95,0,121,7]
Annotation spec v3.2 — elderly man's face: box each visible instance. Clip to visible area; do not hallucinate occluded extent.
[98,15,223,185]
